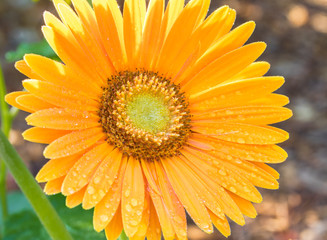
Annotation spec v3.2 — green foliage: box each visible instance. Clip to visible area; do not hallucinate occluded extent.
[5,39,58,63]
[2,192,106,240]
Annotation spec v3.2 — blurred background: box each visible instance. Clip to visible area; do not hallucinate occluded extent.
[0,0,327,239]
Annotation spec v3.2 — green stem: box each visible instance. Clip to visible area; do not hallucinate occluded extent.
[0,64,9,221]
[0,130,73,240]
[119,230,129,240]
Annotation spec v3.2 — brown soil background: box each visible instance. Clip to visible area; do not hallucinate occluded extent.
[1,0,327,239]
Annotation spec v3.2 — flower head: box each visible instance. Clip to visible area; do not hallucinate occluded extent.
[6,0,292,239]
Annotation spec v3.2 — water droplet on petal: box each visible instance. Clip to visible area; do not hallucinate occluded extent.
[100,215,108,222]
[230,186,237,193]
[124,189,130,197]
[88,186,95,194]
[131,198,138,206]
[125,204,132,212]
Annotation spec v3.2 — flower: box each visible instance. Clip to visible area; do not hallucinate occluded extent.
[5,0,292,239]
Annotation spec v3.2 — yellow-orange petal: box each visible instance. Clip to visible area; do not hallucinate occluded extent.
[44,127,105,159]
[189,76,284,107]
[156,0,207,75]
[15,60,43,80]
[183,42,267,96]
[253,162,280,179]
[149,187,175,239]
[57,2,114,81]
[182,147,262,204]
[250,93,290,107]
[93,0,127,70]
[146,198,162,240]
[122,157,145,237]
[26,108,99,130]
[191,134,288,163]
[66,186,87,208]
[192,106,293,125]
[123,0,146,68]
[161,158,213,233]
[83,148,123,209]
[226,61,271,83]
[16,94,56,112]
[140,160,161,196]
[139,0,164,69]
[93,157,127,232]
[23,127,71,144]
[24,54,102,99]
[36,154,82,182]
[5,91,33,112]
[61,142,114,195]
[22,80,99,112]
[130,191,150,240]
[104,204,123,240]
[229,192,257,218]
[154,162,187,239]
[208,209,231,238]
[192,122,289,144]
[44,176,65,195]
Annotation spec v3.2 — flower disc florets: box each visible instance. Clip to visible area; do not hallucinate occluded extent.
[99,71,191,161]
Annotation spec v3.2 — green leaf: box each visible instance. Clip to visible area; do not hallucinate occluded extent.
[5,39,58,63]
[3,192,106,240]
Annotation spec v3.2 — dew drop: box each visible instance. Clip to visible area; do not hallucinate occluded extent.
[230,186,237,193]
[125,204,132,212]
[124,189,130,197]
[237,138,245,144]
[100,215,108,222]
[130,220,138,226]
[131,198,138,206]
[243,186,250,193]
[219,169,227,176]
[94,177,101,184]
[88,186,95,194]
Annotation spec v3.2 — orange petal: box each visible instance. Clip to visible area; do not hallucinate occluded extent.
[149,187,175,239]
[179,150,245,225]
[229,192,257,218]
[36,154,81,182]
[44,127,105,159]
[5,91,33,112]
[208,209,231,238]
[123,0,146,68]
[207,150,279,189]
[155,162,187,239]
[161,158,213,233]
[140,160,161,196]
[44,176,65,195]
[104,204,123,240]
[139,0,164,69]
[226,61,271,82]
[182,147,262,204]
[26,108,99,130]
[93,157,127,232]
[130,191,150,240]
[24,54,102,98]
[192,106,293,125]
[182,42,266,95]
[23,80,99,112]
[16,94,56,112]
[191,134,288,163]
[58,1,114,80]
[146,198,162,240]
[192,122,289,144]
[189,77,285,108]
[83,148,123,209]
[252,162,280,179]
[66,186,86,208]
[93,0,127,70]
[250,93,290,107]
[23,127,70,144]
[15,60,43,80]
[156,0,207,75]
[122,157,145,237]
[61,142,114,195]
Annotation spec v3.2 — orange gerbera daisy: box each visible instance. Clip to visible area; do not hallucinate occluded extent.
[6,0,292,239]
